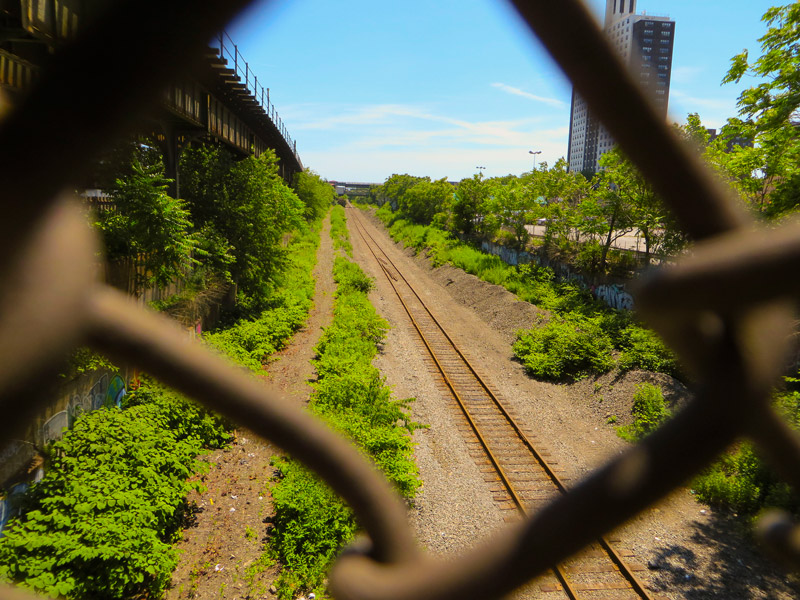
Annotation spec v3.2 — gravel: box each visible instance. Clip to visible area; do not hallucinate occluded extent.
[348,207,800,600]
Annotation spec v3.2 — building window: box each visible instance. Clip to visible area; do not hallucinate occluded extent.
[662,31,671,37]
[660,39,669,44]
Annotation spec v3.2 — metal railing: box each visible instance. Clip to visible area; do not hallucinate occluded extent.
[1,1,799,600]
[210,30,299,160]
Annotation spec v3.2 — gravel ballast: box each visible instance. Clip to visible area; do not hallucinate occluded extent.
[348,207,800,600]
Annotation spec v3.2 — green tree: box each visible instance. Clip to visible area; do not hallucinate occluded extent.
[488,177,536,251]
[293,170,336,221]
[378,174,429,209]
[722,3,800,218]
[96,154,196,295]
[180,145,304,310]
[535,159,590,251]
[399,177,453,225]
[452,173,498,240]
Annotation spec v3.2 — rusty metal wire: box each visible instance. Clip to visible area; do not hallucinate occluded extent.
[1,1,800,600]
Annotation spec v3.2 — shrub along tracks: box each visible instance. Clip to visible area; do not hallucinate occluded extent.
[348,205,800,600]
[349,206,657,600]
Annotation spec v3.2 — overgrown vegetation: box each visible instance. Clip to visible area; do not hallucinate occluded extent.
[371,204,676,382]
[615,383,672,443]
[0,382,230,599]
[204,222,320,371]
[513,314,615,382]
[93,139,334,316]
[268,209,421,598]
[691,380,800,517]
[329,205,352,256]
[1,195,328,598]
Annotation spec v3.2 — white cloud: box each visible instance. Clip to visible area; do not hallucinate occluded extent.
[490,82,566,108]
[286,102,571,181]
[670,66,704,85]
[669,89,740,128]
[301,133,569,183]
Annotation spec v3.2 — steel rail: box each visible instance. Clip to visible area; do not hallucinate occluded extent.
[349,207,653,600]
[347,209,580,600]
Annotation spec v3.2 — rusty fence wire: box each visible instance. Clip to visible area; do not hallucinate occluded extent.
[2,1,800,599]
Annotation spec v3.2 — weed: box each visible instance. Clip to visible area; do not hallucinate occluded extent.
[245,526,258,543]
[616,383,671,443]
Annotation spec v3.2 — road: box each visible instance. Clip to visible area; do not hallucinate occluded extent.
[525,224,652,253]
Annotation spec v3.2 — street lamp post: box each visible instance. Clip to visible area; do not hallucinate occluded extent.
[476,166,485,178]
[528,150,542,172]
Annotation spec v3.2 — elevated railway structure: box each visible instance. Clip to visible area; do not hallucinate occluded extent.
[0,0,302,189]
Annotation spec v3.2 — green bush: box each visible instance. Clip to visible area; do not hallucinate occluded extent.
[617,325,679,376]
[692,386,800,516]
[0,384,229,600]
[333,256,374,295]
[616,383,671,442]
[692,447,765,514]
[330,205,352,256]
[513,314,615,382]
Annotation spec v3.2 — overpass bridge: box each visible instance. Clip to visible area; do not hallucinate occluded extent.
[0,1,303,189]
[329,181,380,197]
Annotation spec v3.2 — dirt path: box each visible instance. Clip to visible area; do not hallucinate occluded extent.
[167,214,336,600]
[346,206,800,600]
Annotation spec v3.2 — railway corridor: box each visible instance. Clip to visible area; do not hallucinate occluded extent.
[346,206,659,600]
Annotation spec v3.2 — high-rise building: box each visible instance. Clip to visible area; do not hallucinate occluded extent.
[567,0,675,175]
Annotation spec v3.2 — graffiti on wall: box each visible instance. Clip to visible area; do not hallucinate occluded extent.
[0,482,29,538]
[1,372,127,535]
[66,374,126,431]
[40,411,69,448]
[481,241,532,266]
[480,240,635,311]
[592,284,635,311]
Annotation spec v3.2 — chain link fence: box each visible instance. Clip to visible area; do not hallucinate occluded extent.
[1,1,799,599]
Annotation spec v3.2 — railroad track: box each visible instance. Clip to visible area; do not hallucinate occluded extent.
[348,206,660,600]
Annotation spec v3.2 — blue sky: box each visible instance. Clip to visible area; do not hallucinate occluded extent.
[228,0,778,183]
